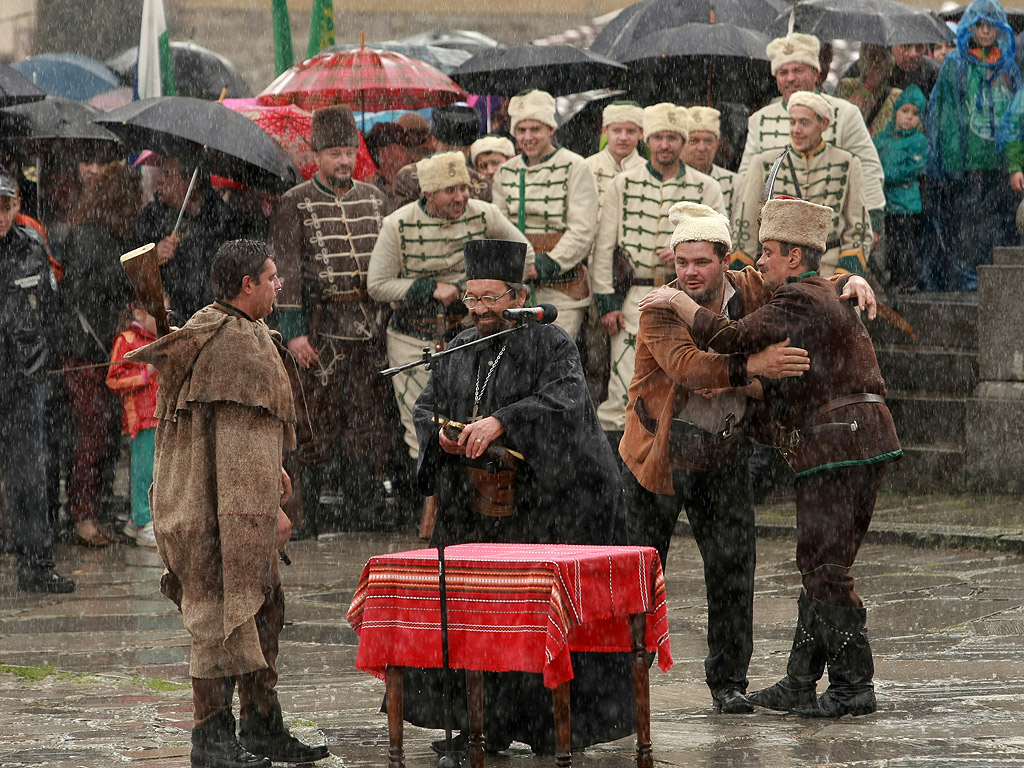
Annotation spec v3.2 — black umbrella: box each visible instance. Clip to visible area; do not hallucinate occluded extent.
[94,97,300,192]
[2,97,120,143]
[591,0,788,60]
[0,63,46,108]
[107,41,253,101]
[450,45,626,96]
[621,24,775,106]
[773,0,953,47]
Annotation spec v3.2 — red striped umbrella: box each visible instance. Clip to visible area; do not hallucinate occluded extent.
[257,47,468,113]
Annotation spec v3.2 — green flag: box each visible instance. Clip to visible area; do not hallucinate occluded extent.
[306,0,335,60]
[272,0,295,76]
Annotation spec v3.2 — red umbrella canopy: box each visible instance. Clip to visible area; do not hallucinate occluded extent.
[223,99,376,181]
[257,48,467,112]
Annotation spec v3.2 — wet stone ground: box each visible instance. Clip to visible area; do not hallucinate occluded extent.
[2,528,1024,767]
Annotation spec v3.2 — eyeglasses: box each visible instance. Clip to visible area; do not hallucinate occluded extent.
[462,288,512,309]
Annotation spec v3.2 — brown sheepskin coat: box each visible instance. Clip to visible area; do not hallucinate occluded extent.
[127,304,296,679]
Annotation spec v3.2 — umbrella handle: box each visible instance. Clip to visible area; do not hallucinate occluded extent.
[172,163,201,238]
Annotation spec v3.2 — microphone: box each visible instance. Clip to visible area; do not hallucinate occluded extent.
[502,304,559,324]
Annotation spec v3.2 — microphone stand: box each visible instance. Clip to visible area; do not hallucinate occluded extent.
[380,320,529,768]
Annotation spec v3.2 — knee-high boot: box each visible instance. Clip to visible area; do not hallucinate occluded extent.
[297,464,324,539]
[191,677,269,768]
[747,591,826,712]
[798,601,876,718]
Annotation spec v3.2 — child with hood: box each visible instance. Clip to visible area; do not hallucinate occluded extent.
[926,0,1021,290]
[875,85,929,291]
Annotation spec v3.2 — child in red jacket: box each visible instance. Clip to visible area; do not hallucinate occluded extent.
[106,304,160,547]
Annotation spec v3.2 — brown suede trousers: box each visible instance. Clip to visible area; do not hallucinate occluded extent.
[192,583,284,728]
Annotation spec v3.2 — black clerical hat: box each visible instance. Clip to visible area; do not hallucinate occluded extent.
[464,239,526,284]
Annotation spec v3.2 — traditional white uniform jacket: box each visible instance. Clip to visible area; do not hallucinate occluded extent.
[737,94,886,215]
[492,146,599,337]
[732,141,873,277]
[591,161,726,432]
[367,198,533,455]
[586,146,645,212]
[710,164,738,220]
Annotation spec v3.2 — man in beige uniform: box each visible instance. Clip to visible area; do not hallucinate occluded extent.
[585,100,646,212]
[492,89,599,341]
[732,92,872,277]
[682,106,739,218]
[591,103,726,443]
[268,105,391,537]
[391,104,491,208]
[367,151,533,461]
[737,32,885,241]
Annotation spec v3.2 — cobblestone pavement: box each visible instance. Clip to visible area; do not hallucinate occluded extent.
[2,501,1024,767]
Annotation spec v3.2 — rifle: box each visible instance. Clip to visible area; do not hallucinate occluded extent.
[119,243,172,337]
[433,416,524,468]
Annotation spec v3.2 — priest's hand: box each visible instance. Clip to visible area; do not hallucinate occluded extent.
[275,508,291,549]
[459,416,505,460]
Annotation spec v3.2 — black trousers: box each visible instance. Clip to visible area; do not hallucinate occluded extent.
[623,441,755,693]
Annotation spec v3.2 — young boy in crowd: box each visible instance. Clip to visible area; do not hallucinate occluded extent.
[106,303,161,547]
[875,85,929,291]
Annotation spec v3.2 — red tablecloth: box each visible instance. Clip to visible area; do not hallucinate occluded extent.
[347,543,672,689]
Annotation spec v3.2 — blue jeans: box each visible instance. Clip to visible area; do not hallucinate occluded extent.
[0,382,55,573]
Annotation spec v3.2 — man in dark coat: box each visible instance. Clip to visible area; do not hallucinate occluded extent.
[405,238,631,755]
[130,155,244,323]
[0,173,74,593]
[640,197,901,719]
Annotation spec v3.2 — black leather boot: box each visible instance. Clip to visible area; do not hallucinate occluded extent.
[798,601,876,718]
[747,591,826,712]
[191,710,270,768]
[291,465,323,540]
[238,700,330,763]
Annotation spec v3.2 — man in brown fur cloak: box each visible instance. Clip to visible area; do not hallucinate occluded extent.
[127,240,330,768]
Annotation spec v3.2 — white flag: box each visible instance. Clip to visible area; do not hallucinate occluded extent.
[136,0,175,99]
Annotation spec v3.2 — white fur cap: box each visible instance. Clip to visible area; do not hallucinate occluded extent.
[602,101,644,128]
[416,151,471,194]
[508,89,557,131]
[686,106,721,138]
[766,32,820,75]
[787,90,833,122]
[669,202,732,250]
[470,135,515,163]
[643,103,688,143]
[759,197,833,253]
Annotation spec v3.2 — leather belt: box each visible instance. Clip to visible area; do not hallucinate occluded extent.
[815,392,884,417]
[631,278,656,286]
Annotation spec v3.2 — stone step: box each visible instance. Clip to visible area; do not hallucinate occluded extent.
[875,345,978,395]
[883,444,965,493]
[865,292,978,349]
[886,391,967,446]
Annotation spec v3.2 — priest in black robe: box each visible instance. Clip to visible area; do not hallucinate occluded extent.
[401,238,633,756]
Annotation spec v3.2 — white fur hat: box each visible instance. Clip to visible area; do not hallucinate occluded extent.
[787,90,834,122]
[759,197,833,253]
[669,202,732,250]
[686,106,721,138]
[643,103,688,143]
[602,100,644,128]
[416,151,471,194]
[766,32,821,75]
[508,89,557,132]
[470,135,515,163]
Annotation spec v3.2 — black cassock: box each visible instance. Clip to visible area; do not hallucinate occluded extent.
[398,321,635,753]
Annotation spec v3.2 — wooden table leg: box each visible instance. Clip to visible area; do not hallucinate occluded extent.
[553,680,572,768]
[385,665,405,768]
[466,669,485,768]
[630,613,653,768]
